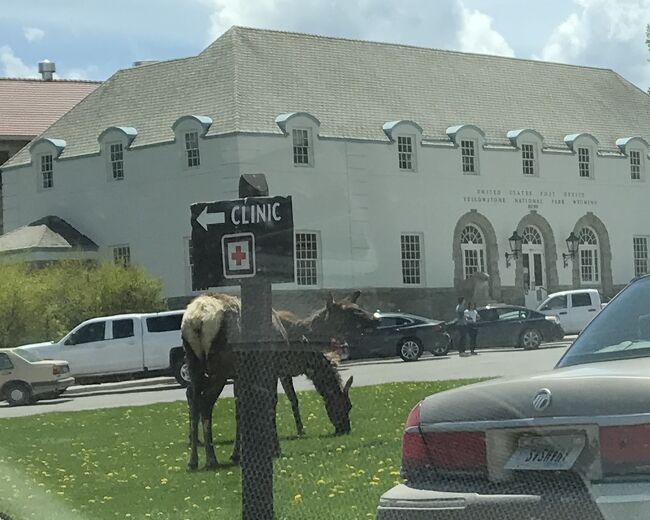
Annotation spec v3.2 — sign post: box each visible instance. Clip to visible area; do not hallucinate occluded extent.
[189,174,294,520]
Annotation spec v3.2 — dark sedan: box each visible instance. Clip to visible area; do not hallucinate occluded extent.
[447,304,564,350]
[347,312,451,362]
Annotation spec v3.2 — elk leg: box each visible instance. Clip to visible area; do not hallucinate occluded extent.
[230,378,241,464]
[187,371,203,471]
[280,375,304,436]
[201,374,226,470]
[271,378,282,457]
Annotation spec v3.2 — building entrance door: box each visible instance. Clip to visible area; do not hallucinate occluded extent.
[522,227,546,308]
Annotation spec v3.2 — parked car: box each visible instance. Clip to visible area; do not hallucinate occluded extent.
[18,310,189,386]
[0,348,74,406]
[537,288,606,334]
[347,312,451,361]
[447,304,564,350]
[377,275,650,520]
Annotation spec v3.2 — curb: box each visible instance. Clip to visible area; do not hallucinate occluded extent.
[66,376,177,396]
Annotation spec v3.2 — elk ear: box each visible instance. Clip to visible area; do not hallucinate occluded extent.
[348,290,361,303]
[343,376,353,394]
[326,292,335,309]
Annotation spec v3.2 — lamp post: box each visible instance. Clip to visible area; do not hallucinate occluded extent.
[505,230,523,268]
[563,231,580,267]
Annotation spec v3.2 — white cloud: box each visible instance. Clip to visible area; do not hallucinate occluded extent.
[200,0,465,50]
[538,0,650,86]
[0,46,39,78]
[23,26,45,43]
[457,6,515,57]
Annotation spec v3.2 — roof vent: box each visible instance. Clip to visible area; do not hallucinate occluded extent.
[132,60,159,68]
[38,60,56,81]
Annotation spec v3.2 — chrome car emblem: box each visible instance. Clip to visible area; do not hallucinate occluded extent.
[532,388,552,411]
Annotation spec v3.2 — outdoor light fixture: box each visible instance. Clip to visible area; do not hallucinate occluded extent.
[563,231,580,268]
[505,230,523,268]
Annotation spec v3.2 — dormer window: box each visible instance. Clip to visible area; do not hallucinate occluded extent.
[578,147,592,178]
[110,143,124,180]
[461,139,477,174]
[522,143,536,176]
[292,129,311,166]
[184,131,200,168]
[40,154,53,189]
[398,136,414,171]
[630,150,642,180]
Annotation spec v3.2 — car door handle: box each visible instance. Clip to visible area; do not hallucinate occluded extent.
[559,312,567,315]
[587,309,596,312]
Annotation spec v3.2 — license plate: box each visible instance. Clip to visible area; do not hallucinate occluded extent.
[505,434,585,471]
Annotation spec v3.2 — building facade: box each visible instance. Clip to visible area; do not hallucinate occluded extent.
[2,27,649,317]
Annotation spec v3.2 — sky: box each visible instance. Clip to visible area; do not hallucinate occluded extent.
[0,0,649,90]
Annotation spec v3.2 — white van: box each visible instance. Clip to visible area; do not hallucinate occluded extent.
[18,310,189,386]
[536,289,605,334]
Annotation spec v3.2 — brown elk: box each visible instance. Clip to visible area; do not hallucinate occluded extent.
[181,291,378,469]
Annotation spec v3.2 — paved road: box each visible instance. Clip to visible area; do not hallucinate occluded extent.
[0,342,571,418]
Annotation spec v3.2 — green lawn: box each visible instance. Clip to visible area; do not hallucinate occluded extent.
[0,380,476,520]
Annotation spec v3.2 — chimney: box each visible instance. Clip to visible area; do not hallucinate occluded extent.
[38,60,56,81]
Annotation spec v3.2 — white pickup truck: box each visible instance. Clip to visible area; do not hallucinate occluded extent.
[18,310,189,386]
[536,289,606,334]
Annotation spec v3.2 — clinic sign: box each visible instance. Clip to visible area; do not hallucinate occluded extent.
[190,196,294,288]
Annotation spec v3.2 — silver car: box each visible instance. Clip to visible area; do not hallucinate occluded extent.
[378,275,650,520]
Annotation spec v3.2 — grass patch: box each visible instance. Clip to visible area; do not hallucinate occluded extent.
[0,380,477,520]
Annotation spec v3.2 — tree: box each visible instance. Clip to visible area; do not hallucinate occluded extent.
[0,261,167,348]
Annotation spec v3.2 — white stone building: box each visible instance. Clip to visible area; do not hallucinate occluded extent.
[2,27,649,316]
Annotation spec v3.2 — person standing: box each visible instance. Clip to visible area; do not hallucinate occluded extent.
[454,297,468,357]
[464,302,480,355]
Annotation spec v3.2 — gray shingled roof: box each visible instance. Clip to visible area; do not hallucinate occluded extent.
[5,26,650,168]
[0,216,98,253]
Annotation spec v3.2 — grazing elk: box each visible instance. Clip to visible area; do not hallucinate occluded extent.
[181,291,377,470]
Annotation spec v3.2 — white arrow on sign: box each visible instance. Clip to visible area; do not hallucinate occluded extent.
[196,207,226,231]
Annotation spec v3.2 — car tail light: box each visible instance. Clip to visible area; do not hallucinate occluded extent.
[600,424,650,475]
[402,401,487,474]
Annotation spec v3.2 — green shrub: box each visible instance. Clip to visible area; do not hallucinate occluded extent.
[0,261,166,348]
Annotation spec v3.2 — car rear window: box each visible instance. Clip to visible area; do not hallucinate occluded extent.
[113,319,134,339]
[0,352,14,369]
[146,313,183,332]
[571,292,592,307]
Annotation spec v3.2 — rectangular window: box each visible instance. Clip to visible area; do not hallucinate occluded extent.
[146,314,183,333]
[580,248,599,283]
[295,232,319,286]
[578,147,591,178]
[571,293,592,307]
[630,150,642,180]
[522,144,536,176]
[41,154,53,189]
[292,129,311,166]
[634,236,649,278]
[112,245,131,268]
[112,319,134,339]
[400,233,423,285]
[184,131,200,168]
[110,143,124,180]
[461,139,477,174]
[397,136,414,171]
[463,249,485,279]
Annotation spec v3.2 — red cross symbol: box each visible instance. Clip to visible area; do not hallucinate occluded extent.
[231,245,247,266]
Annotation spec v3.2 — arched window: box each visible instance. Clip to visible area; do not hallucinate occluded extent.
[460,225,486,279]
[522,226,542,245]
[578,227,599,283]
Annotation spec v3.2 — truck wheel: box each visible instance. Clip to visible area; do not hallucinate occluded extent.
[5,382,33,406]
[172,358,191,387]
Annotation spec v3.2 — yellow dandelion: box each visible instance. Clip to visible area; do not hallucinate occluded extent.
[292,494,302,504]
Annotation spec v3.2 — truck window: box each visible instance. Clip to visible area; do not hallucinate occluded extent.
[541,295,567,311]
[71,322,106,344]
[146,314,183,333]
[0,353,14,370]
[113,319,135,339]
[571,292,593,307]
